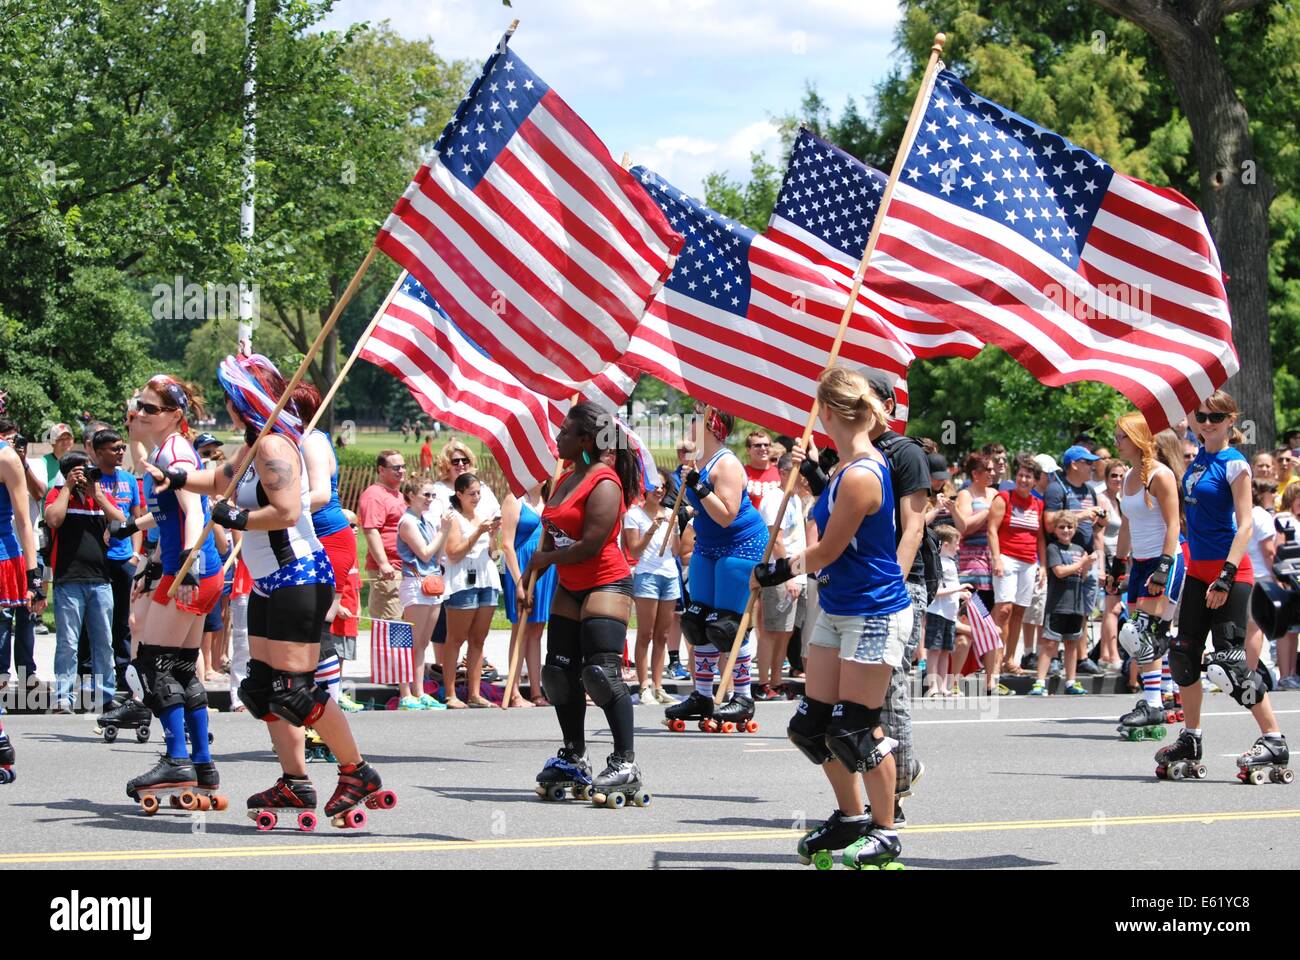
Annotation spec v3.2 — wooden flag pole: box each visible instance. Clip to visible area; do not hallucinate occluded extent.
[221,538,243,575]
[501,393,580,709]
[657,409,702,557]
[305,270,406,434]
[168,246,380,596]
[713,32,946,703]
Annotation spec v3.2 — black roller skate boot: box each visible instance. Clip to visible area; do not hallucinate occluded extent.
[1236,735,1292,785]
[97,697,152,744]
[248,774,319,832]
[662,689,714,732]
[843,827,905,870]
[127,754,198,814]
[712,694,758,733]
[797,809,873,869]
[535,745,592,801]
[0,728,14,785]
[325,760,396,829]
[590,751,650,808]
[1154,729,1205,781]
[1117,700,1168,742]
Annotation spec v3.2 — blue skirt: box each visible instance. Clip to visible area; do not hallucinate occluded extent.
[503,535,556,624]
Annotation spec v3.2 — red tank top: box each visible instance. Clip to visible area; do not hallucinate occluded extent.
[996,489,1041,563]
[542,465,630,592]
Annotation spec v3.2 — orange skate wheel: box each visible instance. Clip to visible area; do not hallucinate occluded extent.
[196,795,212,811]
[140,795,159,816]
[212,795,229,812]
[179,791,198,811]
[744,720,759,733]
[669,718,686,732]
[720,722,736,734]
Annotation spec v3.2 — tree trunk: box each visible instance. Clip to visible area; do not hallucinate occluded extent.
[1093,0,1276,450]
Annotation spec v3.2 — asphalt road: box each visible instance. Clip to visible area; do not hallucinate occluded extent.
[1,691,1297,870]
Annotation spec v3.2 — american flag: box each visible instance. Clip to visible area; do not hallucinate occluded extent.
[371,618,416,685]
[623,166,914,440]
[376,36,682,400]
[967,593,1004,657]
[768,128,983,361]
[870,70,1236,432]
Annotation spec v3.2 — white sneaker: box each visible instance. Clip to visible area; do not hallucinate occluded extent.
[653,687,678,705]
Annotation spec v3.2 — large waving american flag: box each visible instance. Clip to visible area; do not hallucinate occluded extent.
[768,128,983,361]
[870,70,1236,431]
[361,273,636,497]
[376,36,682,400]
[622,166,913,440]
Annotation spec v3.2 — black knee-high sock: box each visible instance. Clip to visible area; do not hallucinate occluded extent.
[603,695,634,755]
[555,698,587,753]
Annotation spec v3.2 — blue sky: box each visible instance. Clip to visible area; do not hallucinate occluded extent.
[318,0,904,195]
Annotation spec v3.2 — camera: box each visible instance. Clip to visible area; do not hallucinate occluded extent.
[1251,516,1300,639]
[85,466,103,483]
[11,434,27,457]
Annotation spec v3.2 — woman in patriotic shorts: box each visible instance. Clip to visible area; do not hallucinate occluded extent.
[1109,411,1186,739]
[109,375,224,807]
[0,404,44,783]
[524,401,645,805]
[662,403,769,732]
[1156,391,1289,784]
[149,355,390,829]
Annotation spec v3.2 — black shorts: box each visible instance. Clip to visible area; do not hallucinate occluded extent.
[248,583,333,644]
[1171,576,1250,672]
[1044,612,1084,641]
[558,576,634,607]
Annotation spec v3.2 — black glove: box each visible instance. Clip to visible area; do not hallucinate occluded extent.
[160,465,189,491]
[135,559,163,587]
[683,469,712,497]
[754,557,797,588]
[799,457,828,496]
[1105,554,1127,594]
[1149,553,1175,589]
[1209,561,1237,596]
[211,500,249,531]
[26,568,44,605]
[175,549,200,589]
[108,517,139,540]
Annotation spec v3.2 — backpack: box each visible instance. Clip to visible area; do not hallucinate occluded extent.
[874,431,942,603]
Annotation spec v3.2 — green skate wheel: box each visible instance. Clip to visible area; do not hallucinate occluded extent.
[1128,728,1143,741]
[883,861,906,871]
[811,849,834,871]
[1151,726,1166,741]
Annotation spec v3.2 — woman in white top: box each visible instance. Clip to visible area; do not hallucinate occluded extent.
[624,470,679,705]
[1096,458,1127,670]
[756,454,805,699]
[397,480,453,710]
[442,472,501,708]
[1272,485,1300,689]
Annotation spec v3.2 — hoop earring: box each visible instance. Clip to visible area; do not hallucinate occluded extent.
[582,450,592,465]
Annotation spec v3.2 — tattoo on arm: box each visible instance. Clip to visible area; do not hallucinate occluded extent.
[222,462,235,481]
[261,459,294,492]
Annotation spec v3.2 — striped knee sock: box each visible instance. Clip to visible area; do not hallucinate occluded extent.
[315,655,342,703]
[1142,667,1163,708]
[1161,653,1174,696]
[732,654,752,699]
[693,652,719,697]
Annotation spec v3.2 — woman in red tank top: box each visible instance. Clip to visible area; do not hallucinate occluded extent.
[521,402,647,805]
[986,454,1047,680]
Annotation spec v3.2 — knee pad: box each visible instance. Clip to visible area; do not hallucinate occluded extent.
[579,616,628,656]
[126,644,163,712]
[237,659,276,721]
[704,609,744,653]
[786,696,833,765]
[1168,644,1201,687]
[824,701,895,773]
[268,670,330,727]
[1206,647,1271,708]
[681,602,711,648]
[152,651,187,713]
[581,653,628,708]
[1119,613,1169,664]
[169,650,207,713]
[541,656,582,707]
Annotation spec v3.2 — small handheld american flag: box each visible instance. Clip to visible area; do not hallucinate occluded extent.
[966,594,1004,658]
[371,618,415,685]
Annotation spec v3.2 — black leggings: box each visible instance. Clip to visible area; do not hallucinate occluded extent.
[548,611,633,755]
[1170,577,1250,680]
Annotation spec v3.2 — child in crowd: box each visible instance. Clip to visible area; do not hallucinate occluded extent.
[1030,512,1095,696]
[924,526,970,697]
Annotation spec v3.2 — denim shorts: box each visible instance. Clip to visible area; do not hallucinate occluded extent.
[809,606,913,668]
[633,571,681,602]
[445,586,500,610]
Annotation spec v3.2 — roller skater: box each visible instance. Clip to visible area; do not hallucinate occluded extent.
[796,809,872,870]
[0,725,14,784]
[247,774,319,832]
[1116,700,1167,741]
[590,751,650,808]
[535,746,592,801]
[775,369,911,869]
[97,696,152,744]
[521,403,648,810]
[662,687,714,731]
[842,828,905,870]
[324,760,396,829]
[1235,734,1292,785]
[1154,728,1206,780]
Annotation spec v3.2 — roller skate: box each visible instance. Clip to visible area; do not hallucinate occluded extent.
[96,697,152,744]
[842,827,905,870]
[304,727,336,763]
[1235,735,1292,785]
[324,761,397,829]
[0,729,14,785]
[662,689,714,733]
[589,751,650,809]
[1162,691,1184,723]
[1117,701,1168,742]
[534,745,592,802]
[1154,729,1206,781]
[797,809,872,870]
[710,694,759,734]
[247,774,320,832]
[151,760,229,814]
[127,754,210,816]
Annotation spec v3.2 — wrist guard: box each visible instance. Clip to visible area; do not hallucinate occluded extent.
[1209,561,1237,595]
[211,500,249,531]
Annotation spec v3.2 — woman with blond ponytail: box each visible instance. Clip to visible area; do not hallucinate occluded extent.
[1110,412,1186,739]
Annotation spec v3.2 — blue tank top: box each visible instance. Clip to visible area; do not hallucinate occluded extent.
[147,434,220,577]
[1183,446,1249,562]
[397,509,440,577]
[0,440,19,562]
[309,430,349,537]
[686,449,769,551]
[515,499,543,552]
[811,455,911,618]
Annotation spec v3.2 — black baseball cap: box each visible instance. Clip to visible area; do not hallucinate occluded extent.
[927,452,950,481]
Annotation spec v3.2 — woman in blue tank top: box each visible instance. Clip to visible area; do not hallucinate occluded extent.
[754,367,910,870]
[662,405,769,733]
[502,481,556,707]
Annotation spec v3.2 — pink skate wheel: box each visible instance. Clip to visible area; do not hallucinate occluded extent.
[373,791,397,810]
[346,808,367,829]
[298,811,318,832]
[256,811,277,831]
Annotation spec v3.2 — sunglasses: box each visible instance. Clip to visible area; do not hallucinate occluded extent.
[1108,473,1124,480]
[450,457,472,466]
[749,443,770,450]
[383,462,406,471]
[420,492,435,499]
[1194,411,1229,424]
[136,401,173,417]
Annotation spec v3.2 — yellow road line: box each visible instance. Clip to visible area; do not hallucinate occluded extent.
[3,809,1298,865]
